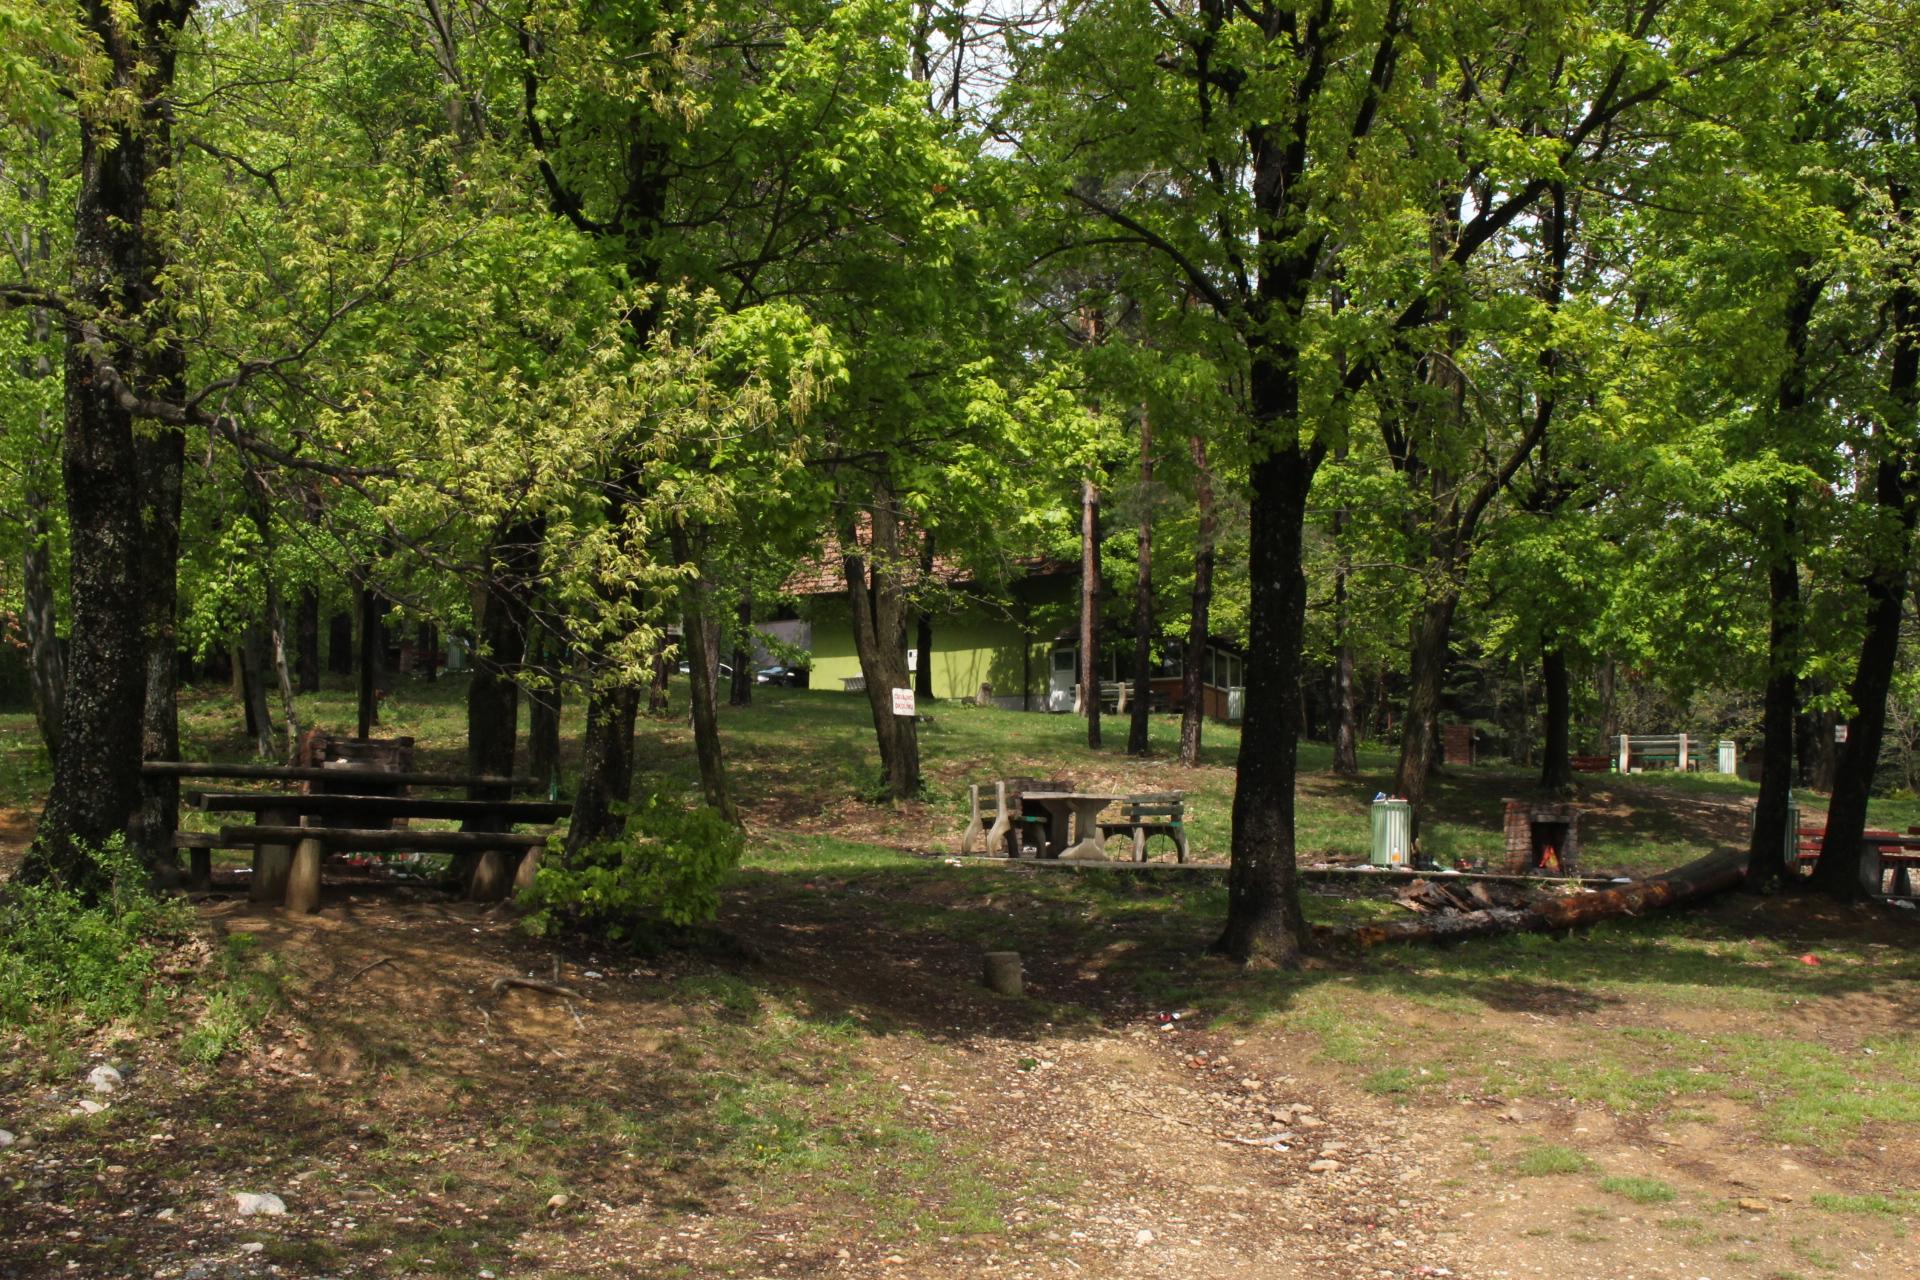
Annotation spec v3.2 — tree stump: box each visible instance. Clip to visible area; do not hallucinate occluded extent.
[982,951,1023,997]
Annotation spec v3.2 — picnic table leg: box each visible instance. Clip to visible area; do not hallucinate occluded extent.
[961,784,983,854]
[285,835,324,913]
[468,848,513,901]
[1132,825,1146,862]
[1059,800,1111,861]
[512,846,542,895]
[250,805,297,904]
[985,782,1011,856]
[189,848,212,892]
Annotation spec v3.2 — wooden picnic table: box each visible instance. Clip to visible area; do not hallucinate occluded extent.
[1020,792,1127,861]
[153,760,558,909]
[142,760,538,791]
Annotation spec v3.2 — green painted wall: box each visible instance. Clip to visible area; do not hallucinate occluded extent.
[804,582,1070,705]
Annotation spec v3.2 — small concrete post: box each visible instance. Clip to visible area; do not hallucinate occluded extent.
[468,848,511,901]
[982,951,1023,997]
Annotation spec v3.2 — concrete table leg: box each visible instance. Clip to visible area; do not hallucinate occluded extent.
[285,836,324,914]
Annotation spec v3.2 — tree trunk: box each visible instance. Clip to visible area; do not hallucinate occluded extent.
[1080,477,1102,749]
[1813,279,1920,897]
[263,584,299,762]
[357,581,379,738]
[915,533,935,700]
[729,591,753,707]
[647,643,672,716]
[21,0,193,891]
[1748,546,1801,887]
[1392,591,1461,817]
[566,683,640,853]
[841,488,920,800]
[328,610,354,675]
[1179,435,1214,768]
[241,627,276,759]
[418,623,439,682]
[1128,411,1154,756]
[1329,440,1358,776]
[132,417,185,865]
[1324,848,1746,950]
[22,474,65,762]
[296,589,321,693]
[1539,644,1572,794]
[1213,426,1314,966]
[19,300,65,763]
[671,525,739,823]
[468,519,541,783]
[527,630,562,794]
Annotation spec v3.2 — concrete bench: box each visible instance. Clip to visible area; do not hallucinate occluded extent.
[1097,792,1189,863]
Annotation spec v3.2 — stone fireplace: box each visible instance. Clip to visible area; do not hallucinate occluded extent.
[1503,800,1581,875]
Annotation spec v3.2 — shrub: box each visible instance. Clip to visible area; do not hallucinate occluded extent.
[0,836,192,1028]
[521,792,744,942]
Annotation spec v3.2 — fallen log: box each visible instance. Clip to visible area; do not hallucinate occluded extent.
[1320,847,1748,950]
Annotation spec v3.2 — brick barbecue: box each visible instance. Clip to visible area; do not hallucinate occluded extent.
[1503,799,1581,875]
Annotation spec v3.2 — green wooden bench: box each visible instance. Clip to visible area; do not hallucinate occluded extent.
[1097,792,1189,863]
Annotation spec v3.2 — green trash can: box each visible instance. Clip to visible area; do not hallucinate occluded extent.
[1371,798,1413,868]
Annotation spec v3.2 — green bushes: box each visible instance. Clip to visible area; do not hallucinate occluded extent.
[0,836,192,1028]
[521,792,744,942]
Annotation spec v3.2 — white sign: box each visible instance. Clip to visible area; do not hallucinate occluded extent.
[1835,724,1848,743]
[891,687,916,717]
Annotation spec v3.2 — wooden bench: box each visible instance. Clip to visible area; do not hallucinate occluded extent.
[1570,755,1612,773]
[1097,792,1189,863]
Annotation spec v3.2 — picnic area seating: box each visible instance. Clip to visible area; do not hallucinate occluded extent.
[960,780,1187,862]
[150,739,558,912]
[1096,792,1189,863]
[959,777,1076,856]
[1617,733,1733,773]
[1790,825,1920,898]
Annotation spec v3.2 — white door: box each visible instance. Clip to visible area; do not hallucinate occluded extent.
[1048,647,1077,712]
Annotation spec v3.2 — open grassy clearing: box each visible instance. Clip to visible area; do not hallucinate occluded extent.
[3,673,1919,1278]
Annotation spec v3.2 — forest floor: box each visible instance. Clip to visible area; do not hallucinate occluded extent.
[2,677,1918,1279]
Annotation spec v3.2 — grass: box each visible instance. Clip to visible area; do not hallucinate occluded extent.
[1510,1143,1595,1176]
[1599,1175,1679,1204]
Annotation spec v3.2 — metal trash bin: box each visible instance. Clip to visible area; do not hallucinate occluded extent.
[1371,797,1413,868]
[1783,793,1800,875]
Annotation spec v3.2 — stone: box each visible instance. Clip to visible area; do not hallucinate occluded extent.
[155,1208,175,1221]
[1736,1198,1770,1214]
[1134,1229,1154,1246]
[87,1065,123,1094]
[234,1192,287,1217]
[0,1129,13,1149]
[73,1100,107,1116]
[1298,1115,1327,1129]
[1309,1159,1342,1173]
[240,1242,265,1254]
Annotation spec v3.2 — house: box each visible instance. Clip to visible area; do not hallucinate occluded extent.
[782,549,1246,720]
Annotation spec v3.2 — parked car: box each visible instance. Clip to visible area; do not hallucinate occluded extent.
[756,664,807,687]
[675,661,733,680]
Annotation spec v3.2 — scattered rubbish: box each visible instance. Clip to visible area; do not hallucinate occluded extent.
[546,1193,571,1215]
[583,971,605,980]
[1134,1229,1154,1247]
[1799,954,1821,966]
[1892,899,1916,910]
